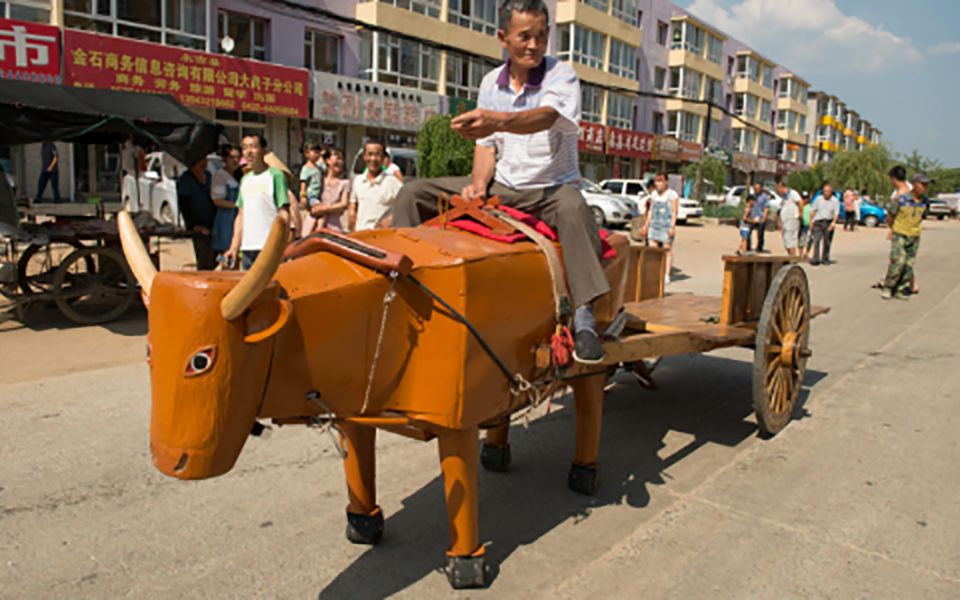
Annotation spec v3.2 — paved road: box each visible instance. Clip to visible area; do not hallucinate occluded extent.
[2,222,958,598]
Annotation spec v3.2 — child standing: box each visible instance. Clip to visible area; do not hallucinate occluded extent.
[640,172,680,286]
[738,195,756,255]
[298,141,324,234]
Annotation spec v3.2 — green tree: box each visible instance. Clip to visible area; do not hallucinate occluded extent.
[786,163,826,195]
[824,145,893,199]
[416,115,474,178]
[681,155,727,199]
[899,149,942,175]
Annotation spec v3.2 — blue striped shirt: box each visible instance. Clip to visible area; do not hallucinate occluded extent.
[476,56,582,190]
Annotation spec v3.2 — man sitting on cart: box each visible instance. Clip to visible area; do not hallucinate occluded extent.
[392,0,609,363]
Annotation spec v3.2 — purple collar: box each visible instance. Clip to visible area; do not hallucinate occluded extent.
[496,59,547,89]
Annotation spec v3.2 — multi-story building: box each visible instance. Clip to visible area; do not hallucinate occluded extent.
[2,0,884,201]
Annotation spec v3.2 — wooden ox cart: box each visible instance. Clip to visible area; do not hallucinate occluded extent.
[117,199,826,590]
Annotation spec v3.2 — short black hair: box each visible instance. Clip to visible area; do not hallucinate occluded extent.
[218,143,236,158]
[822,181,832,188]
[363,138,385,154]
[499,0,549,31]
[888,165,906,181]
[303,140,323,153]
[655,171,668,179]
[322,146,343,160]
[861,189,868,195]
[242,133,268,149]
[775,176,785,186]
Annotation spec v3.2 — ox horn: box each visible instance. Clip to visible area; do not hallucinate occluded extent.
[220,213,289,320]
[117,210,157,296]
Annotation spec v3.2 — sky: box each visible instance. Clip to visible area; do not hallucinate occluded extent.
[679,0,960,166]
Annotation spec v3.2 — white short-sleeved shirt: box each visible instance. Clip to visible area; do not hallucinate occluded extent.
[812,194,840,222]
[237,167,288,251]
[780,188,802,221]
[350,171,402,231]
[476,57,581,190]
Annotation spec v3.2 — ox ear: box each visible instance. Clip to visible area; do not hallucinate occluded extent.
[244,298,293,344]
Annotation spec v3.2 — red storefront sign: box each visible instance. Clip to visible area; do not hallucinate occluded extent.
[606,127,653,158]
[680,140,703,162]
[63,29,309,118]
[0,18,60,84]
[578,121,605,153]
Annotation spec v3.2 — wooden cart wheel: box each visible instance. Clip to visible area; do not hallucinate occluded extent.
[17,240,90,297]
[752,264,811,435]
[52,247,136,325]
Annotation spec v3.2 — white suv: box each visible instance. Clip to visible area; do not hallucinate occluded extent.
[600,178,703,223]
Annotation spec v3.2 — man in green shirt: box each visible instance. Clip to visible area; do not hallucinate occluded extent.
[882,172,929,300]
[224,134,291,271]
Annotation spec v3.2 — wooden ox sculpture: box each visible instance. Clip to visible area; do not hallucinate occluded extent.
[118,207,630,589]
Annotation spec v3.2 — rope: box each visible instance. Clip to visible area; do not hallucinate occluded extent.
[361,270,399,415]
[306,393,348,459]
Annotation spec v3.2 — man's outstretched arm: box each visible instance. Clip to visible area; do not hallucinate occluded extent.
[452,106,559,140]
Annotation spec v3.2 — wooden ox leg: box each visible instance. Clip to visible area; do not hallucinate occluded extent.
[569,373,606,495]
[437,427,487,589]
[340,422,383,545]
[480,422,511,472]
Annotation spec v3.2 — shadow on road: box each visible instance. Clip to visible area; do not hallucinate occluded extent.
[0,301,147,336]
[317,354,828,598]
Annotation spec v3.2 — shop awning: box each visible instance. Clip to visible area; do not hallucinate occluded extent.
[0,79,224,167]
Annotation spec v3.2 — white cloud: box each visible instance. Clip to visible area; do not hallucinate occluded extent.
[928,41,960,56]
[685,0,923,74]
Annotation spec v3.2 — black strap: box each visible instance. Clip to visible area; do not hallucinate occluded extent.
[405,274,519,388]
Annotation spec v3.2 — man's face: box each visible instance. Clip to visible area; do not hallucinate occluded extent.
[654,175,668,192]
[242,136,264,165]
[364,143,384,174]
[226,150,240,170]
[776,183,787,197]
[823,185,834,198]
[913,182,928,196]
[306,148,321,164]
[753,183,763,194]
[498,11,549,71]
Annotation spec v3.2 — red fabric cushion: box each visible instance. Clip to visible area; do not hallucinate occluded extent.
[440,206,618,260]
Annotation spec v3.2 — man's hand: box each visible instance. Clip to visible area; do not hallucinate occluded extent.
[193,225,210,235]
[668,227,676,238]
[460,182,486,200]
[887,230,893,241]
[222,246,238,270]
[828,223,836,232]
[451,109,503,140]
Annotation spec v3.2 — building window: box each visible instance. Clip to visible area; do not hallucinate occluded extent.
[762,64,773,88]
[671,21,703,54]
[558,24,605,70]
[736,55,760,83]
[654,66,666,91]
[656,21,668,46]
[304,29,340,73]
[611,0,638,27]
[382,0,440,18]
[735,92,758,119]
[607,92,632,129]
[706,33,722,64]
[581,0,608,13]
[218,11,266,60]
[2,1,50,22]
[776,110,787,129]
[706,76,722,104]
[368,32,439,91]
[668,66,680,96]
[779,78,790,98]
[760,99,771,123]
[652,111,664,134]
[667,111,700,142]
[63,0,205,48]
[799,114,806,132]
[581,84,603,123]
[608,39,637,79]
[734,128,755,153]
[446,51,487,100]
[682,68,701,100]
[215,109,267,145]
[447,0,496,36]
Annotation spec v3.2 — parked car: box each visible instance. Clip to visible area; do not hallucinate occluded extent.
[924,197,954,220]
[838,198,887,227]
[351,147,418,179]
[724,185,783,211]
[600,178,703,223]
[580,179,638,228]
[122,152,226,226]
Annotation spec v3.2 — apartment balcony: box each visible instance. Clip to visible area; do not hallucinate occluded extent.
[665,98,710,117]
[355,1,502,60]
[732,115,773,135]
[777,97,807,116]
[820,115,834,126]
[568,62,637,91]
[733,77,774,101]
[555,1,642,46]
[776,129,806,145]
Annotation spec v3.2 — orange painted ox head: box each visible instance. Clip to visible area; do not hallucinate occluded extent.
[118,212,292,480]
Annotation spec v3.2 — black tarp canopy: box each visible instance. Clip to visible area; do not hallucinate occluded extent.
[0,79,224,166]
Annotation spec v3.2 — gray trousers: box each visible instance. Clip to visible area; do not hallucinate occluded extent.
[393,177,610,307]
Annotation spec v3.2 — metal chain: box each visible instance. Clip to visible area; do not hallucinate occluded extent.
[360,270,399,415]
[306,394,348,459]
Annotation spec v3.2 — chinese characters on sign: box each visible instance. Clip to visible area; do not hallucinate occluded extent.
[653,136,703,162]
[0,18,60,84]
[578,121,605,154]
[312,72,441,132]
[606,127,653,158]
[63,29,309,118]
[680,140,703,162]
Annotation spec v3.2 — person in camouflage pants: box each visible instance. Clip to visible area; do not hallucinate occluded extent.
[882,171,929,301]
[884,233,920,297]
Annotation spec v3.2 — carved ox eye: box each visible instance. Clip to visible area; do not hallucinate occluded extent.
[185,347,216,377]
